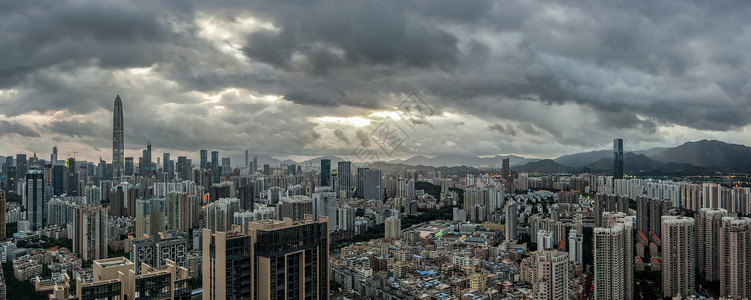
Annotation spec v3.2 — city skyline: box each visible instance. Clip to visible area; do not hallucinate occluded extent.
[2,1,751,161]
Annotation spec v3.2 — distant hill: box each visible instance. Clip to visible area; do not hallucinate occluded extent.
[553,147,667,167]
[387,154,538,167]
[586,153,663,173]
[649,140,751,171]
[512,159,578,173]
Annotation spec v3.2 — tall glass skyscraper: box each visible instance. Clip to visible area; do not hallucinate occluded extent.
[337,161,352,198]
[320,159,331,187]
[613,138,624,179]
[113,95,124,181]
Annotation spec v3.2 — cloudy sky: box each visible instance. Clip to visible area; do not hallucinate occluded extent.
[1,0,751,163]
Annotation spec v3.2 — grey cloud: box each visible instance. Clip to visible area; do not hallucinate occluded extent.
[489,123,517,136]
[0,121,40,138]
[333,129,349,143]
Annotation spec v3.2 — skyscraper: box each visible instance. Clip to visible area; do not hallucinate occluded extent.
[362,169,382,201]
[25,168,45,230]
[719,216,751,298]
[211,151,219,183]
[245,149,249,169]
[0,193,6,239]
[112,95,124,181]
[662,216,695,298]
[697,208,727,282]
[385,216,401,239]
[613,138,624,179]
[320,159,331,187]
[337,161,352,198]
[505,201,517,242]
[200,150,208,169]
[594,212,633,300]
[136,197,166,239]
[72,204,108,261]
[140,142,152,177]
[202,215,329,300]
[536,250,570,300]
[51,145,58,166]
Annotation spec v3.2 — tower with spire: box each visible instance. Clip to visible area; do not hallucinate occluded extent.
[113,95,125,181]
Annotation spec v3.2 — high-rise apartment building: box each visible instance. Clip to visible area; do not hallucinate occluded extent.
[385,216,401,239]
[337,161,352,198]
[112,95,124,181]
[72,205,108,261]
[505,201,517,242]
[696,208,727,281]
[535,250,570,300]
[279,196,313,221]
[206,198,240,232]
[76,257,190,300]
[0,193,5,239]
[202,216,329,300]
[135,197,166,239]
[130,235,188,275]
[165,192,199,232]
[613,138,623,179]
[661,216,695,298]
[719,216,751,298]
[568,229,583,263]
[593,212,633,300]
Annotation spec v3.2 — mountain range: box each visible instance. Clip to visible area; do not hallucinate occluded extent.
[247,139,751,175]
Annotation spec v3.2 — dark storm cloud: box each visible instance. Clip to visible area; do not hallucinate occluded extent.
[2,0,751,159]
[0,120,40,138]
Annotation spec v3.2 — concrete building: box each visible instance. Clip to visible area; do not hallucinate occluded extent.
[568,229,583,263]
[0,194,5,239]
[661,216,695,299]
[696,208,727,282]
[130,235,188,275]
[719,217,751,298]
[75,257,190,300]
[72,205,108,261]
[112,96,125,181]
[385,216,401,239]
[206,198,240,232]
[593,212,633,300]
[25,169,45,230]
[535,250,570,300]
[202,215,329,300]
[279,195,313,221]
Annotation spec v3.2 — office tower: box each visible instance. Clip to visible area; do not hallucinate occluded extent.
[0,194,5,238]
[200,150,208,169]
[51,165,65,196]
[162,152,171,180]
[362,169,382,201]
[696,208,727,282]
[245,149,249,168]
[76,257,190,300]
[535,250,570,300]
[719,217,751,298]
[661,216,695,298]
[135,197,165,238]
[206,198,241,232]
[123,157,134,176]
[336,207,355,232]
[501,158,510,180]
[385,216,401,239]
[112,95,124,181]
[252,155,257,173]
[202,215,329,300]
[356,167,368,198]
[337,161,352,198]
[175,156,187,180]
[130,235,188,275]
[139,142,153,177]
[16,154,28,183]
[505,201,517,242]
[262,164,269,176]
[51,145,58,166]
[24,169,45,230]
[210,151,220,183]
[72,205,108,261]
[279,196,313,221]
[319,159,331,187]
[593,212,633,300]
[613,138,623,179]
